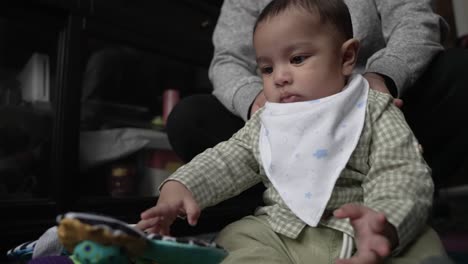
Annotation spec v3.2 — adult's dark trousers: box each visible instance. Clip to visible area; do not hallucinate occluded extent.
[166,48,468,192]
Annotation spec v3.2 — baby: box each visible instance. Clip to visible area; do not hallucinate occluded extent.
[138,0,444,263]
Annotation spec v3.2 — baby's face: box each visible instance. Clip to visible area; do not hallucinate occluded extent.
[254,8,347,103]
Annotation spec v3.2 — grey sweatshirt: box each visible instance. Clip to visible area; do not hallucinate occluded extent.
[209,0,447,120]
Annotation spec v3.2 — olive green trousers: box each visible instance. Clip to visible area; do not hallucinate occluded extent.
[216,216,446,264]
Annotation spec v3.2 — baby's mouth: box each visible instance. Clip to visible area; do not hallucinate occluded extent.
[280,95,299,103]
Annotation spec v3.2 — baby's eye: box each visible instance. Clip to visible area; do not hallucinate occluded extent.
[290,56,306,64]
[260,66,273,75]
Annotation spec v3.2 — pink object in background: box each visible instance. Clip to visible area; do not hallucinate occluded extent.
[162,89,180,125]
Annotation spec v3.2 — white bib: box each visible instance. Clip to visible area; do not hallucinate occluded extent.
[259,74,369,226]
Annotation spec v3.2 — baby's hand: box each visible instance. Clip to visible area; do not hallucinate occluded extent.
[333,203,397,264]
[136,180,200,236]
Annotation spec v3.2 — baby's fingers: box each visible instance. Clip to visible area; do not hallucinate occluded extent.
[141,204,168,219]
[145,219,170,235]
[141,202,182,219]
[336,249,381,264]
[334,203,365,220]
[136,215,174,235]
[368,235,392,258]
[184,198,201,226]
[136,216,161,231]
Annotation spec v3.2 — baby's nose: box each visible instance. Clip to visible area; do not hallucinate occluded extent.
[274,68,292,86]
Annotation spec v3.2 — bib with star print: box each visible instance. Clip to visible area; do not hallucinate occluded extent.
[259,74,368,226]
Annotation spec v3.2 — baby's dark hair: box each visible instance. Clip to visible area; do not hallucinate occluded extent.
[254,0,353,40]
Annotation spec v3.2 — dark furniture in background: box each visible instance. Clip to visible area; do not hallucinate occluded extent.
[0,0,263,260]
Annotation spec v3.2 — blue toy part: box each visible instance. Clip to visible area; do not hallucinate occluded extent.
[72,240,128,264]
[6,240,36,261]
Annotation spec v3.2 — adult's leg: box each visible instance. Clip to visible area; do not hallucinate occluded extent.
[402,48,468,190]
[166,94,244,163]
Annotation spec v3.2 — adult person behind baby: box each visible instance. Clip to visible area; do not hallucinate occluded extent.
[166,0,468,192]
[138,0,446,263]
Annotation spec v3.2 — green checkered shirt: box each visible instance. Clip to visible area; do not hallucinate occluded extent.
[168,89,433,252]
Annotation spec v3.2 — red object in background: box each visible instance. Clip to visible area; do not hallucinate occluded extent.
[459,35,468,48]
[147,149,182,170]
[162,89,180,125]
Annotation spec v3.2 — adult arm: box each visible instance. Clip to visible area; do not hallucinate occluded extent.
[367,0,447,96]
[209,0,264,121]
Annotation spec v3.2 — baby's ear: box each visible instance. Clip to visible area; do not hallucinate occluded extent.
[341,38,360,76]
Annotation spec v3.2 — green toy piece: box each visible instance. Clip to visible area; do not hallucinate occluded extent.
[71,240,129,264]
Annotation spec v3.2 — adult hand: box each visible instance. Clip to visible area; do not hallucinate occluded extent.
[136,180,200,236]
[363,73,403,108]
[250,91,267,117]
[333,203,398,264]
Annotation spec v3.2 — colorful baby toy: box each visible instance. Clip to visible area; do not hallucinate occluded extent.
[7,212,227,264]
